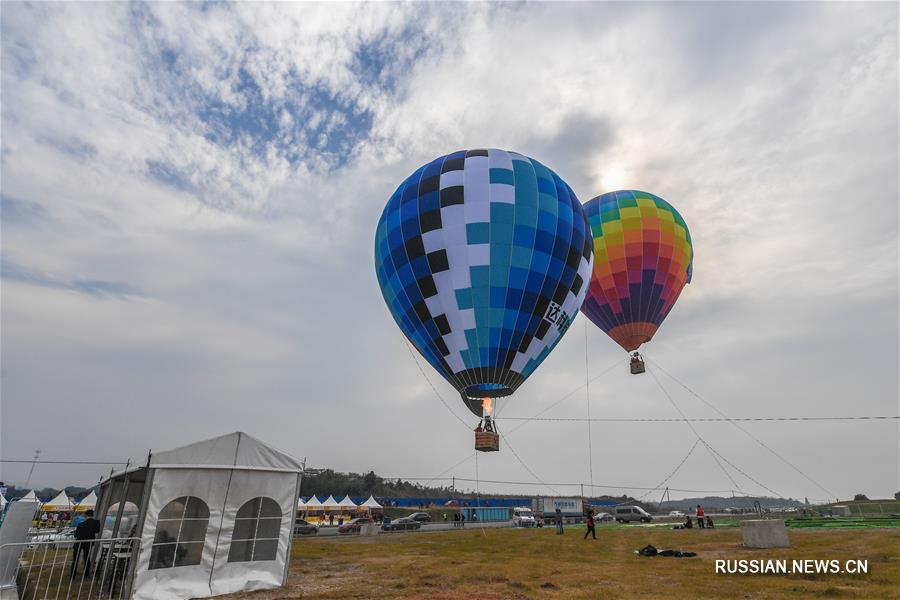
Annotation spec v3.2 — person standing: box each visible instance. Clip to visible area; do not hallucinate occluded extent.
[70,509,100,577]
[555,508,564,535]
[696,505,705,529]
[583,511,596,540]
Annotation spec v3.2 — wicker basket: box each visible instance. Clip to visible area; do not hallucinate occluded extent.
[475,431,500,452]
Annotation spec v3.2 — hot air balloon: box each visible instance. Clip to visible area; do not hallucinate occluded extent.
[580,190,693,373]
[375,149,593,450]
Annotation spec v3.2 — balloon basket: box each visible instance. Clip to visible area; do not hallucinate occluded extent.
[630,357,646,375]
[475,432,500,452]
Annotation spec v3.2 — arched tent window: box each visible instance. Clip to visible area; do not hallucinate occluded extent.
[228,497,282,563]
[102,501,140,538]
[150,496,209,569]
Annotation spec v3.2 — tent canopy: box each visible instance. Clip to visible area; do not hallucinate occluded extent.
[19,490,38,502]
[322,495,339,509]
[338,495,357,508]
[150,431,304,472]
[131,431,303,600]
[361,495,383,509]
[42,490,72,511]
[304,496,323,508]
[76,490,97,510]
[297,497,307,509]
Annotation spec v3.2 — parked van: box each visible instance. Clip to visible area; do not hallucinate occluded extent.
[614,506,652,523]
[513,507,536,527]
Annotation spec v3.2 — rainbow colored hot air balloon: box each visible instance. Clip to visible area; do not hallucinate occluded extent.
[375,149,593,419]
[581,190,693,352]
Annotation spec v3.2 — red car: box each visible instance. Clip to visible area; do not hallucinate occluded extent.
[338,517,374,534]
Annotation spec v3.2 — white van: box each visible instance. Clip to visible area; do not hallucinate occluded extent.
[513,507,537,527]
[614,505,652,523]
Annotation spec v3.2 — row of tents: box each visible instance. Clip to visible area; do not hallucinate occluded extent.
[0,489,98,513]
[298,494,382,510]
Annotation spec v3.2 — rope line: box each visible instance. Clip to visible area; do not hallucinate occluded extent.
[498,430,561,496]
[648,369,747,495]
[403,338,471,430]
[584,320,594,491]
[636,439,700,501]
[380,476,737,494]
[646,356,837,500]
[496,415,898,423]
[505,357,622,437]
[421,453,475,489]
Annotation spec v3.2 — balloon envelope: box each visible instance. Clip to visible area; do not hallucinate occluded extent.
[375,149,593,414]
[581,190,693,352]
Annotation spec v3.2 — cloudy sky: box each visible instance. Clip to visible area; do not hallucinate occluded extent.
[1,2,897,502]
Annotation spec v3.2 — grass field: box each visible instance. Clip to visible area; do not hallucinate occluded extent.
[228,525,900,599]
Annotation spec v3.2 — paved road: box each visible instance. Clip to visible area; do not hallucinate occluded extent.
[304,520,518,537]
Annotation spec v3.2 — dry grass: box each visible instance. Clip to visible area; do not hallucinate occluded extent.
[226,525,900,599]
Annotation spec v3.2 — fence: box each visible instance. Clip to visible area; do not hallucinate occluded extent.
[0,537,140,600]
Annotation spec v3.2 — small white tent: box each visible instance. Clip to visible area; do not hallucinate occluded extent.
[76,490,97,511]
[19,490,38,503]
[111,432,303,600]
[41,490,72,512]
[304,496,323,509]
[360,496,383,509]
[296,497,307,510]
[0,494,6,510]
[338,495,357,509]
[322,495,339,510]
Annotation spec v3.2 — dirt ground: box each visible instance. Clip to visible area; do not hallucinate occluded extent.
[226,525,900,599]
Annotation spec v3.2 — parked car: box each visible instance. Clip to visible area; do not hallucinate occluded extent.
[614,506,653,523]
[294,518,318,535]
[513,507,537,527]
[668,510,685,518]
[408,512,432,523]
[338,517,374,534]
[381,517,421,532]
[594,512,614,522]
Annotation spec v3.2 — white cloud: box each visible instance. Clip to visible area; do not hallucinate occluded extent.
[1,2,897,500]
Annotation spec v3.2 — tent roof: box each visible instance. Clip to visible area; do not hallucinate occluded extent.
[361,495,383,508]
[43,490,72,509]
[0,494,6,508]
[19,490,38,502]
[150,431,303,472]
[297,497,307,508]
[304,496,323,508]
[322,495,339,508]
[338,495,357,508]
[77,491,98,508]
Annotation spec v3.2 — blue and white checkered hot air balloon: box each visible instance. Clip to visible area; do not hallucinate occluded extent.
[374,149,593,426]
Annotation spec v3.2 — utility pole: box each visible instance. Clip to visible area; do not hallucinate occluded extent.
[24,449,41,488]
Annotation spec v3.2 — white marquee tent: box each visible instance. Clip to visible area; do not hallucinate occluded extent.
[304,496,323,510]
[76,490,97,511]
[41,490,72,512]
[96,432,303,600]
[360,496,383,509]
[338,495,356,509]
[322,495,339,510]
[18,491,37,503]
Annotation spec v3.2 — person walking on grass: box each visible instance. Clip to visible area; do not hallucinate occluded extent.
[583,511,596,540]
[70,509,100,578]
[555,508,564,535]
